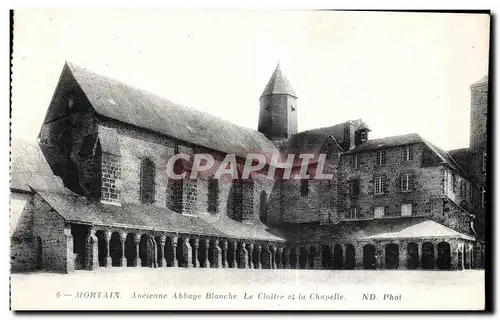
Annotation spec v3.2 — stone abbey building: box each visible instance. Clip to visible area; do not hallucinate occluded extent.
[10,63,487,273]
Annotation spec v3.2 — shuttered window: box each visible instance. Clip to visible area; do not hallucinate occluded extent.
[401,203,412,216]
[374,206,385,218]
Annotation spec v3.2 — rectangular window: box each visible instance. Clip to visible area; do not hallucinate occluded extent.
[349,208,358,219]
[301,179,309,197]
[352,154,358,169]
[401,203,412,217]
[402,146,413,161]
[401,173,413,192]
[374,176,384,194]
[374,206,385,218]
[483,152,487,172]
[376,150,386,166]
[349,179,360,197]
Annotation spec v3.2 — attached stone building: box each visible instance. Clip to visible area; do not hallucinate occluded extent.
[10,63,481,273]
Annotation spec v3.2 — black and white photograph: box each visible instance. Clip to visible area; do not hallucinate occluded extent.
[9,9,490,311]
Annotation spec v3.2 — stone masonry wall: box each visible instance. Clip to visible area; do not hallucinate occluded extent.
[32,194,74,273]
[338,143,445,219]
[96,119,274,221]
[101,152,121,204]
[10,192,36,272]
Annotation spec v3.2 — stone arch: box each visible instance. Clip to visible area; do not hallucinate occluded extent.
[72,224,90,270]
[139,234,156,267]
[289,247,299,269]
[125,233,137,267]
[321,245,332,269]
[261,245,272,269]
[437,241,451,270]
[207,179,219,214]
[109,231,122,267]
[464,244,470,269]
[344,244,356,270]
[260,190,267,223]
[164,237,174,267]
[422,242,435,270]
[281,247,290,268]
[363,244,376,269]
[95,230,107,267]
[309,246,318,269]
[407,242,419,269]
[140,159,156,204]
[385,243,399,269]
[299,247,308,269]
[458,247,464,270]
[333,244,343,269]
[176,237,187,267]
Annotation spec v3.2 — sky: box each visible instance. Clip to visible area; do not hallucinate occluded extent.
[11,10,490,150]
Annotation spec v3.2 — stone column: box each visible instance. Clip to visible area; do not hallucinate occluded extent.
[184,237,193,268]
[277,248,284,269]
[418,242,423,269]
[304,248,310,269]
[203,239,210,268]
[255,245,262,269]
[314,246,323,270]
[354,244,362,269]
[105,230,113,267]
[247,243,254,269]
[376,242,384,270]
[134,234,141,267]
[433,241,439,270]
[86,229,99,271]
[283,247,291,269]
[398,240,407,270]
[63,225,75,273]
[171,236,179,267]
[222,240,229,268]
[262,245,272,269]
[450,241,459,270]
[231,241,238,268]
[239,243,248,269]
[213,239,223,268]
[293,248,300,269]
[159,235,167,267]
[192,238,200,268]
[120,232,127,267]
[271,245,277,269]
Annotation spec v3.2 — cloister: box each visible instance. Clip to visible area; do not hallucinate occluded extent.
[70,223,475,271]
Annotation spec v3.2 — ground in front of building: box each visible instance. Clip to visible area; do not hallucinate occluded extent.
[10,269,485,310]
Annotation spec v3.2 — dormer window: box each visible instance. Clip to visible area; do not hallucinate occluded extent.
[360,131,367,143]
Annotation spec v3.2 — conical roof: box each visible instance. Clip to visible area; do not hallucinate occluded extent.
[260,64,297,98]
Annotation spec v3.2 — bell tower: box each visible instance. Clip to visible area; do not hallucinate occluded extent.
[258,64,298,141]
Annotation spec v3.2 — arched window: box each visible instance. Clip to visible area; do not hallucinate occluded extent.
[140,159,155,204]
[207,179,219,214]
[260,191,267,223]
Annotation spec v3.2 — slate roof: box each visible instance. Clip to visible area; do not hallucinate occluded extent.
[260,64,297,98]
[64,62,277,158]
[343,133,471,178]
[448,148,473,175]
[274,217,475,242]
[35,190,285,241]
[10,139,65,193]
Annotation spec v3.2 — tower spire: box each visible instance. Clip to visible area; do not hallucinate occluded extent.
[258,64,298,141]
